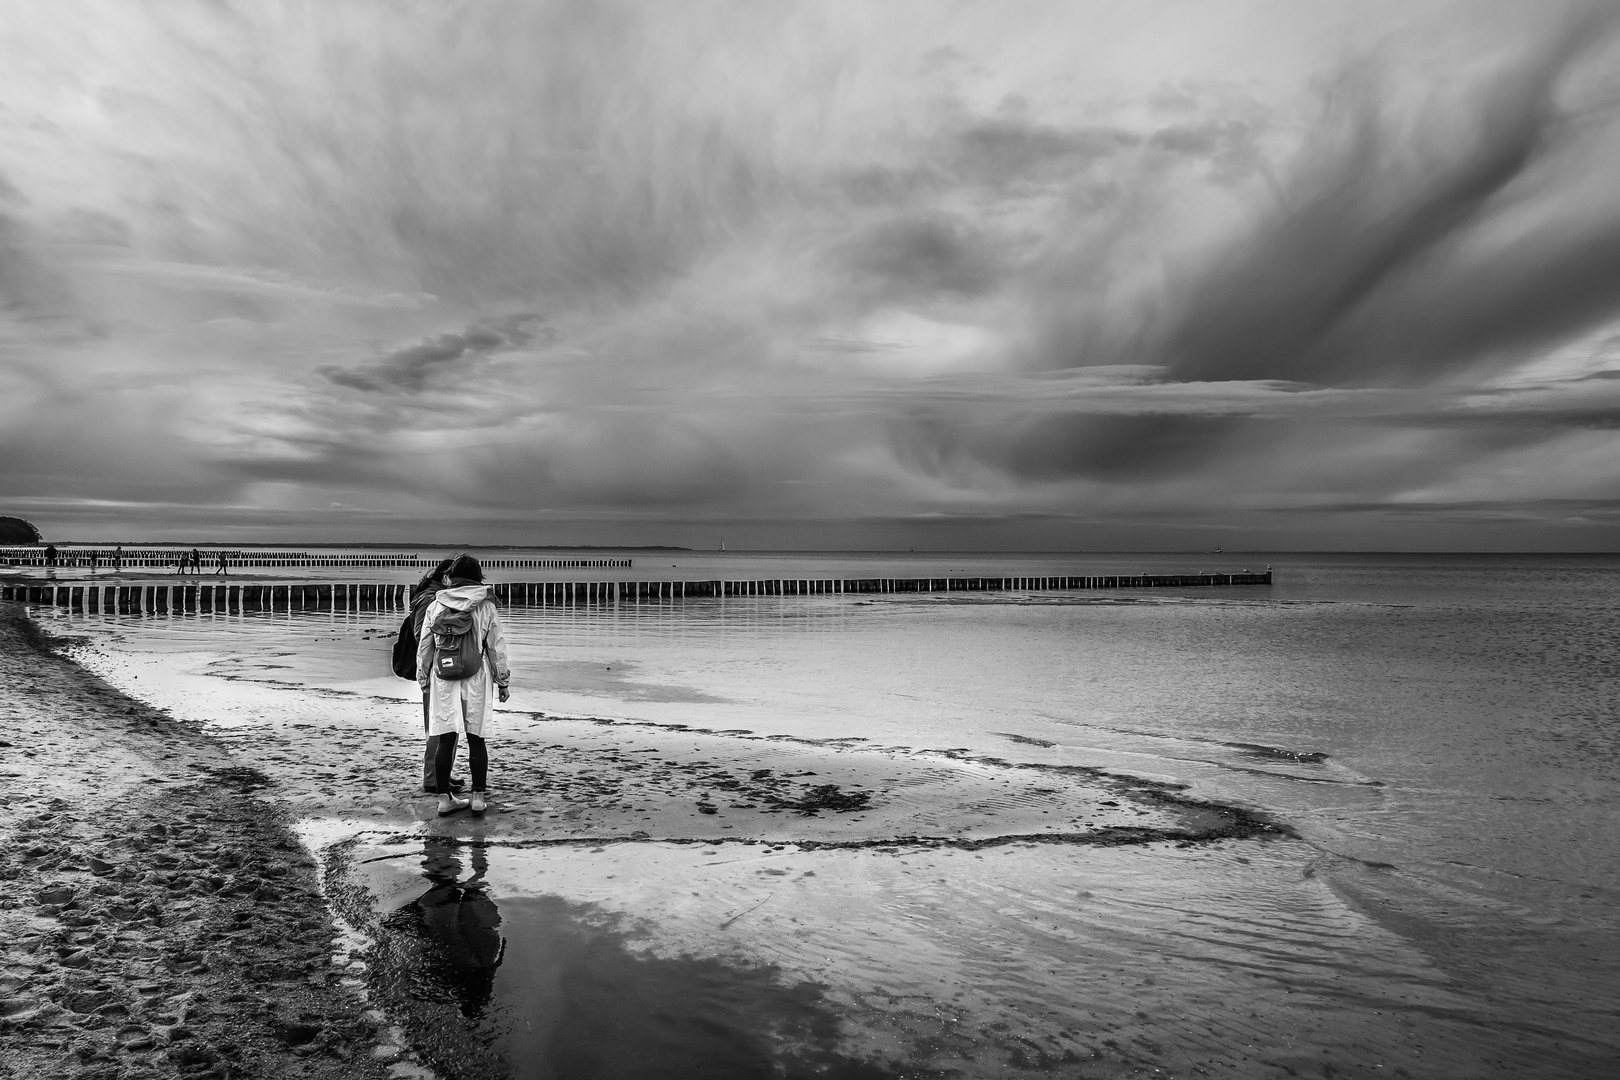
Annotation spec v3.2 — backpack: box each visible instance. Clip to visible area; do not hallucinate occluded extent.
[390,587,441,680]
[391,612,417,679]
[429,605,486,681]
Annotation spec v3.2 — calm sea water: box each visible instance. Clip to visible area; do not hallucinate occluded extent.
[32,551,1620,1078]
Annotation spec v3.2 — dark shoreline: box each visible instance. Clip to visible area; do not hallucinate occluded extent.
[0,603,404,1080]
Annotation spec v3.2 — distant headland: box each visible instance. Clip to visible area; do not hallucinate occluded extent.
[0,517,40,544]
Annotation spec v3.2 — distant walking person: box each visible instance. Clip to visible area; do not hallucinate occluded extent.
[87,549,98,572]
[113,545,122,573]
[43,544,57,567]
[190,548,202,574]
[416,554,510,816]
[213,551,228,576]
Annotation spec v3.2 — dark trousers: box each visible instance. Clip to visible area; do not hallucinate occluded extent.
[435,731,487,793]
[423,690,486,792]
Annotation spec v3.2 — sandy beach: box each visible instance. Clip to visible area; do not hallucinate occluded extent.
[0,603,406,1080]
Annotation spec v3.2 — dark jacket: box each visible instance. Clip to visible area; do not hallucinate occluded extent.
[391,573,446,680]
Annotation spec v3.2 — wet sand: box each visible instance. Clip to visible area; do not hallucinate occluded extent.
[0,604,406,1080]
[0,597,1295,1079]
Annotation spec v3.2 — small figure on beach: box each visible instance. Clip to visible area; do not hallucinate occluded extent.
[416,554,510,816]
[113,545,122,573]
[87,549,97,572]
[190,547,202,574]
[43,544,57,567]
[213,550,228,576]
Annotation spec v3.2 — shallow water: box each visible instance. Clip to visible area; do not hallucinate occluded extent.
[29,551,1620,1077]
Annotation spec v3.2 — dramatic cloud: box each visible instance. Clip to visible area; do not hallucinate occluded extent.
[1157,12,1620,387]
[321,315,542,393]
[2,0,1620,548]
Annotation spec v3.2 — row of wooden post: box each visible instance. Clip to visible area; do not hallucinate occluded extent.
[0,582,409,615]
[0,549,632,570]
[1,572,1271,614]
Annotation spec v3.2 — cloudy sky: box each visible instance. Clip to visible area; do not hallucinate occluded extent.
[4,0,1620,549]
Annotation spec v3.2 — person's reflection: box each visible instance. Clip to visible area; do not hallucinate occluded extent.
[401,841,505,1017]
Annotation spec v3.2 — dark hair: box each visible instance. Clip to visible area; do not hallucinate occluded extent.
[412,557,456,601]
[447,553,484,583]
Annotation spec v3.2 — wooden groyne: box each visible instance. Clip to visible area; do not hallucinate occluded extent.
[0,548,631,570]
[2,573,1271,614]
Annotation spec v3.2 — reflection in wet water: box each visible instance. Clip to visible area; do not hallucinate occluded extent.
[383,843,505,1018]
[485,895,904,1080]
[365,841,905,1080]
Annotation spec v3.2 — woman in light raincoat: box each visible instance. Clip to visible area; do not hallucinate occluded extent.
[416,553,511,815]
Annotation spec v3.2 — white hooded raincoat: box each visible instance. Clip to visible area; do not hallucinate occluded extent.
[415,584,511,737]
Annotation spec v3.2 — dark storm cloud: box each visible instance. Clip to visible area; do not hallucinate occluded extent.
[885,357,1620,501]
[895,411,1246,484]
[1158,9,1620,387]
[320,316,540,393]
[903,6,1620,492]
[1275,498,1620,524]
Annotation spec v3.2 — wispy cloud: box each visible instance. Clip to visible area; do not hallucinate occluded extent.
[1155,9,1620,387]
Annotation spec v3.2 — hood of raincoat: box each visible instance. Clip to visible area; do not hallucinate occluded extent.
[433,583,493,611]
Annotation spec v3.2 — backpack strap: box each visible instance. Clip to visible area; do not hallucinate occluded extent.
[474,598,504,687]
[410,588,439,637]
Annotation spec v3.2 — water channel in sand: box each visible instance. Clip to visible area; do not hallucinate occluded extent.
[26,551,1620,1077]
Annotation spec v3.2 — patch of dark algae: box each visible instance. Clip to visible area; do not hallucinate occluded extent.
[918,747,1296,849]
[325,838,936,1080]
[0,603,394,1080]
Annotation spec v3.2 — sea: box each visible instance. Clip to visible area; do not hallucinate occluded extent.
[28,550,1620,1079]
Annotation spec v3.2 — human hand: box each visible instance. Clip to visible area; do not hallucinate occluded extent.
[498,685,510,703]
